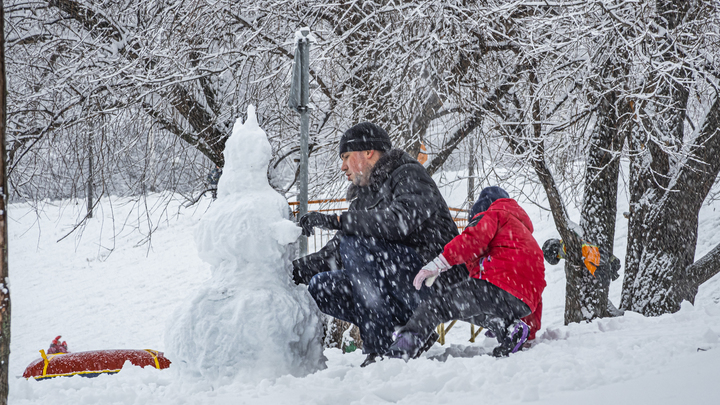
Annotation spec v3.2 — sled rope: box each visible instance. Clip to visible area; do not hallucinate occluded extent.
[144,349,161,369]
[40,350,49,377]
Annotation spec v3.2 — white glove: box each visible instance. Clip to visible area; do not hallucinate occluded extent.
[413,254,451,290]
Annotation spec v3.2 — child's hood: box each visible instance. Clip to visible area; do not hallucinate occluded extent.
[486,198,534,233]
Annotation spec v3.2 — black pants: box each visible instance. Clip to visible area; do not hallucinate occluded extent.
[403,277,531,342]
[307,235,428,354]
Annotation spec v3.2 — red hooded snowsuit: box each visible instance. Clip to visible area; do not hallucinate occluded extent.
[441,198,545,338]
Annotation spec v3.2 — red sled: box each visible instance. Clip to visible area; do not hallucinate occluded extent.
[23,349,171,380]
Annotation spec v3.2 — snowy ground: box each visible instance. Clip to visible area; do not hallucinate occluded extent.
[8,182,720,404]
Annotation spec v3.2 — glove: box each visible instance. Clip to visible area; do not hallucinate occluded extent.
[298,212,341,236]
[413,254,451,290]
[594,257,621,287]
[608,256,621,281]
[594,267,611,287]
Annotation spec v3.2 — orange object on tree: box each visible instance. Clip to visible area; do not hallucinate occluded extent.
[417,144,428,165]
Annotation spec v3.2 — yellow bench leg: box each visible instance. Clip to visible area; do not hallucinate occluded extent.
[470,324,484,343]
[437,320,458,345]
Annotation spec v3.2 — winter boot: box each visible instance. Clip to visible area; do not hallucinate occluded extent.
[492,320,529,357]
[384,331,425,361]
[360,352,383,367]
[413,331,440,359]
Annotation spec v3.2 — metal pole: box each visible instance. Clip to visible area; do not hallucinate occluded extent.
[87,121,93,218]
[467,137,475,207]
[298,29,310,256]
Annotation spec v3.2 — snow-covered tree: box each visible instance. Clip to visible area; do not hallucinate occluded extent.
[621,0,720,315]
[6,0,720,321]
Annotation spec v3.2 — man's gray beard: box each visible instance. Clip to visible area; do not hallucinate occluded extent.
[349,159,376,187]
[353,172,370,187]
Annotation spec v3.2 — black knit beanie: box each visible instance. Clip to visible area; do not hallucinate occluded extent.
[338,122,392,156]
[468,186,510,219]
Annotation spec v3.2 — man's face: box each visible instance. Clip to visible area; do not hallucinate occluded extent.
[341,150,373,186]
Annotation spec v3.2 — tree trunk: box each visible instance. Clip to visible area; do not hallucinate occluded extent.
[406,90,443,158]
[621,107,672,309]
[621,0,704,314]
[0,3,11,403]
[576,89,627,320]
[495,69,585,324]
[467,137,476,205]
[87,123,93,219]
[624,93,720,315]
[530,148,583,324]
[685,242,720,290]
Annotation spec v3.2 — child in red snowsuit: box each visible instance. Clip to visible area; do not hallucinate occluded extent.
[387,186,546,358]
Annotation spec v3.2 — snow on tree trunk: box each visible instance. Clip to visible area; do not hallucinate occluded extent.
[165,105,326,384]
[620,0,716,315]
[623,93,720,315]
[573,87,626,321]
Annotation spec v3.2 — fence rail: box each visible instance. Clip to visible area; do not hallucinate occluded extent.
[289,199,468,253]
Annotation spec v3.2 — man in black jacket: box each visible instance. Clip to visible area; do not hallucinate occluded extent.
[293,122,463,366]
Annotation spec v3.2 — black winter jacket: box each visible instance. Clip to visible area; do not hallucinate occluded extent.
[293,149,463,284]
[340,149,457,262]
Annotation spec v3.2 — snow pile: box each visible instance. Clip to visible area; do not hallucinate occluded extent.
[6,160,720,404]
[164,106,326,384]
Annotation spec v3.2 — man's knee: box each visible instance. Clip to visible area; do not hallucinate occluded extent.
[307,274,322,300]
[307,274,337,317]
[308,271,350,302]
[307,272,335,302]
